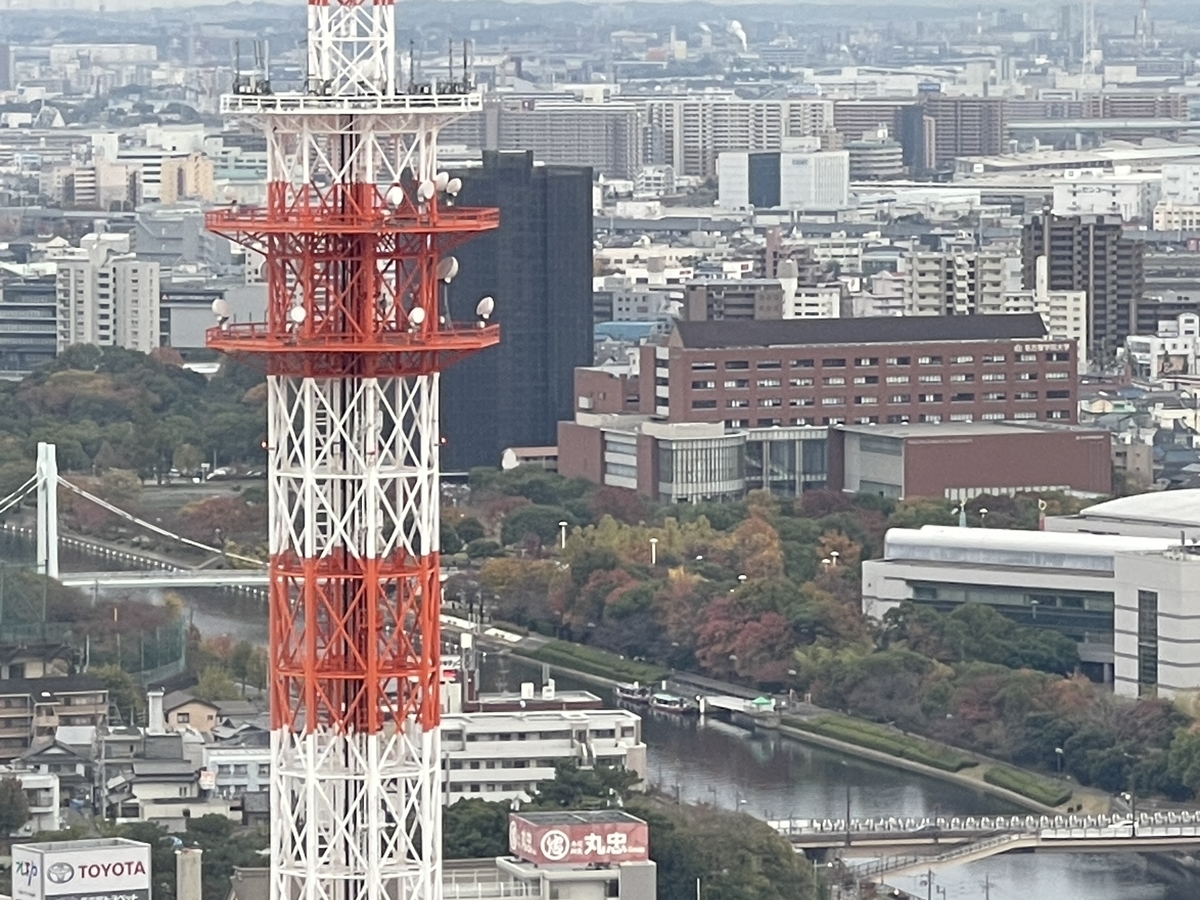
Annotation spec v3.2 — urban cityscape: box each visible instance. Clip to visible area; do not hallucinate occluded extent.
[6,0,1200,899]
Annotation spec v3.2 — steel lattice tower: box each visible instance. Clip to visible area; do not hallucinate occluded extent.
[205,3,498,898]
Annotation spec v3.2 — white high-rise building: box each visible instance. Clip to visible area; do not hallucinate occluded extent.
[717,148,849,210]
[52,233,160,354]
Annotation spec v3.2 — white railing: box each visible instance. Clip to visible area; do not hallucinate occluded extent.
[770,810,1200,840]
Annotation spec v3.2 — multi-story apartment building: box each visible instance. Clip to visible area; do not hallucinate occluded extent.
[904,248,1021,316]
[922,95,1008,170]
[52,232,160,354]
[643,95,834,178]
[683,280,784,321]
[0,675,108,762]
[1021,214,1145,363]
[440,95,645,179]
[439,709,646,805]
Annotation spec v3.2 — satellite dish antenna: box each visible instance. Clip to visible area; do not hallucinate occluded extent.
[446,177,463,196]
[211,298,231,318]
[437,256,459,282]
[289,305,307,324]
[385,185,405,208]
[434,171,450,192]
[409,306,427,326]
[476,296,494,320]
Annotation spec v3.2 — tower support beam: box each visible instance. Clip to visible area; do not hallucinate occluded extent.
[208,7,496,899]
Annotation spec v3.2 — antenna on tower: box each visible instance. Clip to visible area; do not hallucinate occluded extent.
[409,39,416,91]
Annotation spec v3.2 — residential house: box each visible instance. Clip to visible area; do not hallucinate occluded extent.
[19,739,92,804]
[162,691,219,733]
[0,766,59,834]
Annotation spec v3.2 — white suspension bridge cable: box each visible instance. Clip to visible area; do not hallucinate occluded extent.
[55,477,266,569]
[0,476,38,520]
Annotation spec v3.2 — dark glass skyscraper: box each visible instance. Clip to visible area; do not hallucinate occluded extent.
[443,151,593,470]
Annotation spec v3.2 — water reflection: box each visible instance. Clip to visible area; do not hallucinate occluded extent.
[887,853,1180,900]
[478,654,1188,900]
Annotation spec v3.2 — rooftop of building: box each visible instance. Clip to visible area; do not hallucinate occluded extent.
[882,525,1178,569]
[512,810,645,826]
[836,421,1101,440]
[0,674,106,698]
[671,313,1048,350]
[442,708,640,726]
[1068,489,1200,529]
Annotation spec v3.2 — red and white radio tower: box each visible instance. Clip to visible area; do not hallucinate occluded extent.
[205,4,498,898]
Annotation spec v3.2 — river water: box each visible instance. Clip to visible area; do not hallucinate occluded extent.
[482,655,1191,900]
[3,534,1189,899]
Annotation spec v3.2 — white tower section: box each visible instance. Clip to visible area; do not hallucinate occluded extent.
[307,0,396,96]
[205,5,498,900]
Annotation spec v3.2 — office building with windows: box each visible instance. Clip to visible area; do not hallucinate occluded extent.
[439,709,646,805]
[862,526,1200,700]
[443,151,592,470]
[644,315,1076,428]
[0,270,58,373]
[559,314,1079,502]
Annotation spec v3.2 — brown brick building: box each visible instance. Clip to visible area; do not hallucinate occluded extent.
[641,314,1077,428]
[558,314,1087,503]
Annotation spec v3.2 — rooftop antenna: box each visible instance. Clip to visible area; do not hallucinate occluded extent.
[463,39,469,88]
[448,38,453,86]
[409,39,416,90]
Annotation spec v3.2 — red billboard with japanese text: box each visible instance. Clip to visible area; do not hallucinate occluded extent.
[508,815,649,866]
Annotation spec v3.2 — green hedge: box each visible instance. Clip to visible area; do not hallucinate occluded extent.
[983,765,1072,807]
[781,715,976,772]
[527,641,667,684]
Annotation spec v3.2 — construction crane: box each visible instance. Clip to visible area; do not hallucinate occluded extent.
[204,3,498,898]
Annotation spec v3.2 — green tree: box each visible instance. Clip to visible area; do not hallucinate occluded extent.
[173,443,204,473]
[98,468,143,505]
[444,799,510,859]
[500,505,577,546]
[193,666,241,702]
[441,522,464,555]
[1168,729,1200,797]
[529,760,640,809]
[456,517,486,543]
[94,664,146,723]
[0,777,30,835]
[630,803,817,900]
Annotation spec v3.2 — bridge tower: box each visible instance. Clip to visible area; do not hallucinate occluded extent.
[205,8,498,900]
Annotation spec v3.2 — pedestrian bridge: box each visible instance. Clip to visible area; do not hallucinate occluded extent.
[771,812,1200,879]
[774,811,1200,849]
[59,570,270,590]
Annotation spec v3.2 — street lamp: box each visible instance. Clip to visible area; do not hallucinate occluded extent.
[1030,598,1039,621]
[650,537,659,565]
[737,574,747,585]
[558,520,568,550]
[841,759,851,847]
[979,507,989,527]
[829,550,840,567]
[1055,746,1064,778]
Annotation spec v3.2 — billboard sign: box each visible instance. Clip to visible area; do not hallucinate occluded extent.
[508,815,649,866]
[13,839,151,900]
